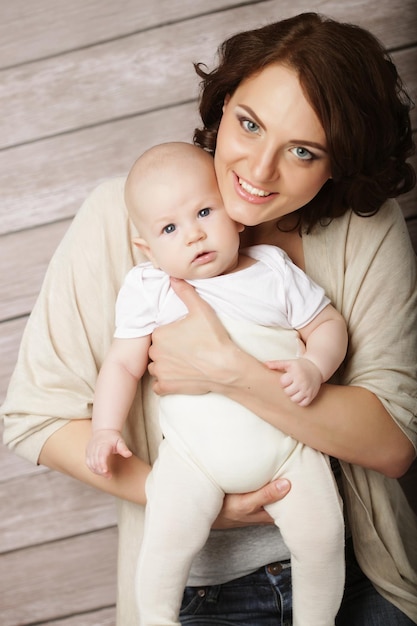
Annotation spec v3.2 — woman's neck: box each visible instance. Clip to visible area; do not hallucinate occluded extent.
[240,217,305,270]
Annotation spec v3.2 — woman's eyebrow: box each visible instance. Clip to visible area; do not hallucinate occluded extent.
[290,139,328,153]
[237,105,265,129]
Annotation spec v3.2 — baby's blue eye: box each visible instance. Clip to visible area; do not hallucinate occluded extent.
[198,208,211,218]
[163,223,176,234]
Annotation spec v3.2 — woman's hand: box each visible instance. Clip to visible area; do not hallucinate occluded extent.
[213,478,291,529]
[148,278,236,396]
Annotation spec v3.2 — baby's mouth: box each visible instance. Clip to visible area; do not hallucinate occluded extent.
[192,251,215,264]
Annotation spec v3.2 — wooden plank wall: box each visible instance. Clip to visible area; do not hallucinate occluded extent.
[1,1,416,624]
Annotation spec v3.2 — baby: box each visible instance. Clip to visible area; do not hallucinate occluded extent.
[86,142,348,626]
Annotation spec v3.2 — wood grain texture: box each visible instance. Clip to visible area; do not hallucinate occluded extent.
[0,103,200,236]
[0,470,117,552]
[35,607,116,626]
[0,528,118,626]
[0,222,70,320]
[0,0,257,67]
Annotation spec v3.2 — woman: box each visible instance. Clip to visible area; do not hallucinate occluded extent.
[2,12,416,625]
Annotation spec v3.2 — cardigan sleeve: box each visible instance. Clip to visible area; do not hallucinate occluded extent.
[306,200,417,451]
[0,178,142,464]
[305,201,417,619]
[339,203,417,619]
[341,201,417,450]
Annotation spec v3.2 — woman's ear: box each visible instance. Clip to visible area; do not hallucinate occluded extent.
[132,237,159,267]
[222,94,231,113]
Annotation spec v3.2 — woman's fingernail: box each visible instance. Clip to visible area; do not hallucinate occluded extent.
[276,479,290,494]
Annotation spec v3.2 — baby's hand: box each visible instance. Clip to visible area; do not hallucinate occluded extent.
[86,429,132,478]
[266,358,323,406]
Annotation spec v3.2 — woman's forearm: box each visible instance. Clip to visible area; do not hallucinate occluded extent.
[38,417,291,528]
[39,419,150,504]
[215,345,414,478]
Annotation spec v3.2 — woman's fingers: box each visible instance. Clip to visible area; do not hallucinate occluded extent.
[169,278,206,312]
[148,277,233,396]
[245,478,292,513]
[213,478,291,529]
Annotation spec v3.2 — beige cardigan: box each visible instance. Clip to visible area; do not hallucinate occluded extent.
[2,178,417,623]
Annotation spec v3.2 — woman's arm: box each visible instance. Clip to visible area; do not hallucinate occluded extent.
[39,419,151,504]
[39,417,290,524]
[149,279,414,478]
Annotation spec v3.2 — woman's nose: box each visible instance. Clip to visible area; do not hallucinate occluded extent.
[250,145,280,183]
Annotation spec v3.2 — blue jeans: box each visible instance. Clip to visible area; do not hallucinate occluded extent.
[179,540,415,625]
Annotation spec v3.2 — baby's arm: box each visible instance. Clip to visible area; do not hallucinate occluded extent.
[86,335,151,478]
[268,305,348,406]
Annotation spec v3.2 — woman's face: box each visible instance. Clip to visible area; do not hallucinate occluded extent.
[214,63,332,227]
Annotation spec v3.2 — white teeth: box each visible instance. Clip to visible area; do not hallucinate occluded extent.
[238,178,271,197]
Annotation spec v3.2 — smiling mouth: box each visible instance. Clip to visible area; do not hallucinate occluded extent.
[238,177,271,197]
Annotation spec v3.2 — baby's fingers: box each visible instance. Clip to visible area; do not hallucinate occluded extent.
[279,372,294,389]
[86,442,113,478]
[87,455,110,478]
[93,449,112,477]
[287,389,310,406]
[115,438,133,459]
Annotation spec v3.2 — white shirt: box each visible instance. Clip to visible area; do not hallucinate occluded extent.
[114,244,330,338]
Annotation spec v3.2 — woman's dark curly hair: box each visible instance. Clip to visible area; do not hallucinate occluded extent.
[193,13,415,230]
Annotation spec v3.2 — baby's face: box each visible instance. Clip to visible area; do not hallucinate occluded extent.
[135,155,243,279]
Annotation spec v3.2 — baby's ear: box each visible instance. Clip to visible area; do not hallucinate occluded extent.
[132,236,150,255]
[132,237,158,266]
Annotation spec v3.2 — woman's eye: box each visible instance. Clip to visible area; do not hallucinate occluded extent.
[291,146,315,161]
[198,208,211,218]
[163,223,176,234]
[241,118,259,134]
